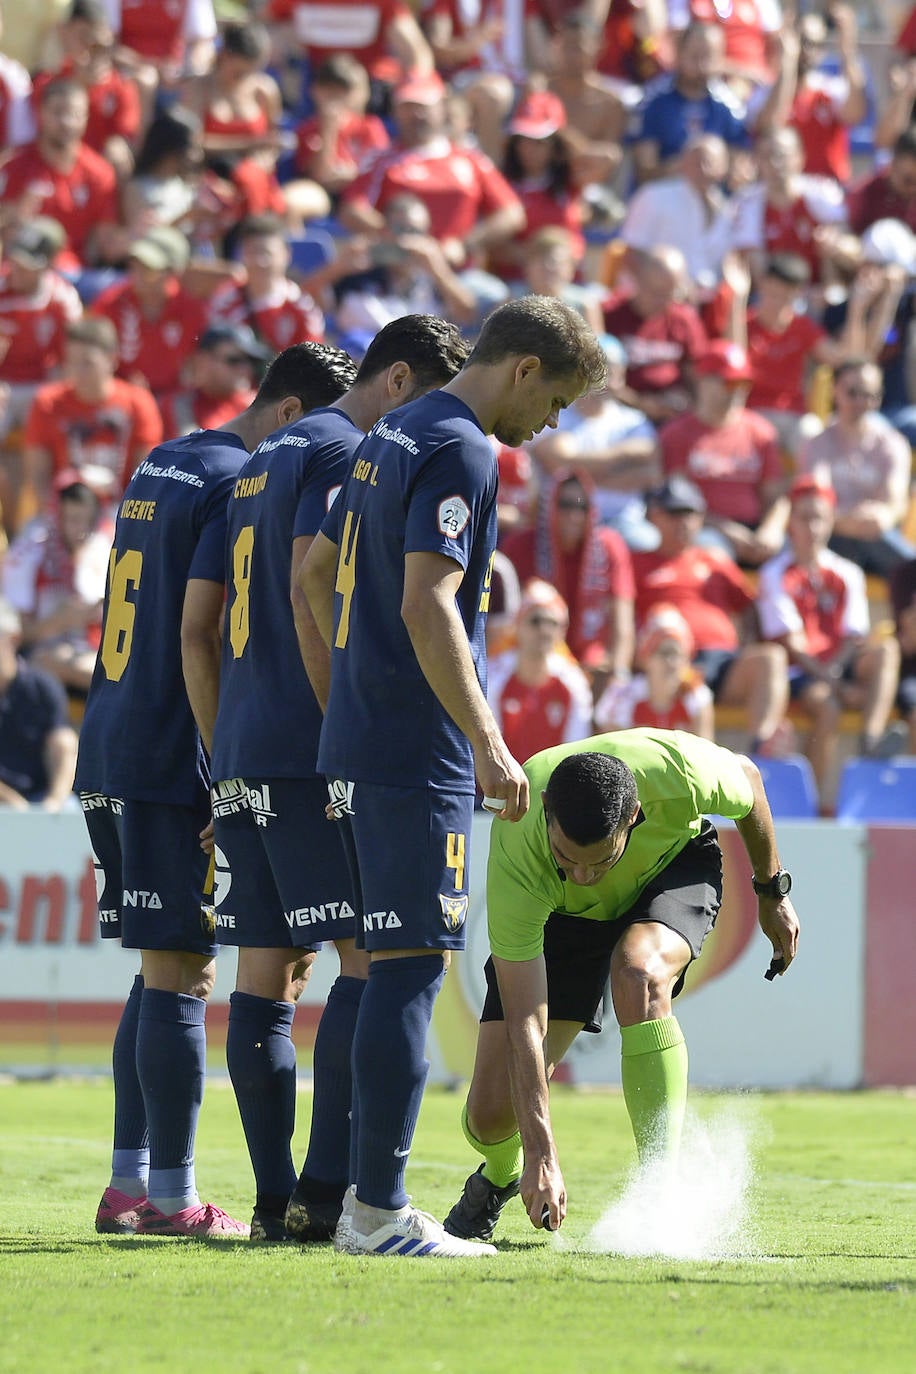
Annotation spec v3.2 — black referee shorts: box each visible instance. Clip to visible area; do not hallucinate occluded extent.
[481,820,723,1034]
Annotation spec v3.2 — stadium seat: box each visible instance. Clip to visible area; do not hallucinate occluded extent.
[750,754,819,820]
[834,757,916,822]
[288,227,336,277]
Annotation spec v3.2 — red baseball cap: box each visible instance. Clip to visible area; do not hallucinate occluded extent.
[393,71,447,105]
[789,474,836,506]
[508,91,567,139]
[695,340,754,383]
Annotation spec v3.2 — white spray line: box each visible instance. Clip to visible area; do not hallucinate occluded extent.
[771,1174,916,1192]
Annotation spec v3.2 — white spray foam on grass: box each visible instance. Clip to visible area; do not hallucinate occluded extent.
[585,1101,763,1261]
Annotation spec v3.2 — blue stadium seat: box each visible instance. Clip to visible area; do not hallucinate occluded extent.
[750,755,819,820]
[288,228,336,278]
[835,758,916,822]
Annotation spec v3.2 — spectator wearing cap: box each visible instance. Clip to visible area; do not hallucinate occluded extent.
[602,244,708,426]
[490,91,588,282]
[0,77,122,291]
[633,474,789,753]
[22,316,163,514]
[0,596,78,811]
[2,473,109,693]
[545,12,627,187]
[207,214,324,354]
[658,339,788,566]
[33,0,142,182]
[338,70,525,281]
[594,602,714,738]
[529,332,660,551]
[89,227,208,399]
[486,578,594,764]
[797,359,915,580]
[0,218,82,535]
[757,475,903,805]
[632,24,752,184]
[158,324,269,438]
[501,468,635,685]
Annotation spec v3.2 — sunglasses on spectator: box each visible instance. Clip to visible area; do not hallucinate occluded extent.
[525,615,563,629]
[215,352,251,366]
[557,497,589,511]
[840,387,881,402]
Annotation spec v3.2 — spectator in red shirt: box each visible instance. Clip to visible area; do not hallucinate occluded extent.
[0,218,82,533]
[658,339,788,566]
[23,316,163,512]
[487,578,594,763]
[107,0,217,82]
[594,601,714,738]
[208,214,324,355]
[158,323,268,438]
[293,55,390,199]
[787,5,866,185]
[757,476,902,802]
[0,76,121,283]
[500,467,635,683]
[90,228,208,399]
[602,244,707,425]
[847,128,916,238]
[420,0,515,161]
[33,0,142,181]
[1,472,109,693]
[339,70,525,277]
[633,474,788,751]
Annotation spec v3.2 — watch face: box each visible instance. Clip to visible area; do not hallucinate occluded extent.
[776,871,792,895]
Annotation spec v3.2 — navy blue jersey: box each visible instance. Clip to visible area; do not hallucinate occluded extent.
[210,407,364,781]
[317,390,498,792]
[75,430,249,805]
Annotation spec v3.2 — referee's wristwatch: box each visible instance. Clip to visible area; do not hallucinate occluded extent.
[752,868,792,899]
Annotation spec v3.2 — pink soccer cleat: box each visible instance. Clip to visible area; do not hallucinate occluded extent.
[95,1187,146,1234]
[134,1200,251,1238]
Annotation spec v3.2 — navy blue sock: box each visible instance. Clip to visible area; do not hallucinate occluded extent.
[109,974,149,1194]
[299,974,365,1195]
[352,955,444,1210]
[227,991,297,1212]
[136,987,206,1211]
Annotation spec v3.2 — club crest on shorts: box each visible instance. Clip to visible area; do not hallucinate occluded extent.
[327,777,355,817]
[437,495,470,538]
[439,893,469,933]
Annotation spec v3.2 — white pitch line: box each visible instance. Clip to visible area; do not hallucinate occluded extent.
[771,1175,916,1192]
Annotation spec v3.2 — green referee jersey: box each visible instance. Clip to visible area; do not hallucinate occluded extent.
[487,729,755,961]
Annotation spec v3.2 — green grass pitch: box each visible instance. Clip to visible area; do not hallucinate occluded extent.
[0,1080,913,1374]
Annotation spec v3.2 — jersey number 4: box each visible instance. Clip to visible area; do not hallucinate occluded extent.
[100,548,143,682]
[334,510,361,649]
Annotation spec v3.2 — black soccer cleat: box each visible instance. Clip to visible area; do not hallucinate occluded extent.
[283,1184,343,1243]
[250,1208,297,1245]
[443,1165,520,1242]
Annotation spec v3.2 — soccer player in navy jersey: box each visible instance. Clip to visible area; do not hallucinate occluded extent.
[77,343,356,1239]
[208,316,469,1244]
[301,295,609,1257]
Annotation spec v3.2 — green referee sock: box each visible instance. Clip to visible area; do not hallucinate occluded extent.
[461,1105,522,1187]
[620,1015,688,1165]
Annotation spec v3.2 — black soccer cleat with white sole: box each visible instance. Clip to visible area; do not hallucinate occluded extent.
[443,1165,520,1242]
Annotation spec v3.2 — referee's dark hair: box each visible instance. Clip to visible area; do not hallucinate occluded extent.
[544,753,639,846]
[254,342,358,411]
[355,314,469,390]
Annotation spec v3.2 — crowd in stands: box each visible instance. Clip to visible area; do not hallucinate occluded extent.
[2,0,916,815]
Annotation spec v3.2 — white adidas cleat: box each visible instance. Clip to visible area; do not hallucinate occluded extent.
[334,1195,497,1258]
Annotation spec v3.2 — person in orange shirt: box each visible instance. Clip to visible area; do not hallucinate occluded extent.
[158,324,270,438]
[23,316,163,514]
[90,228,208,399]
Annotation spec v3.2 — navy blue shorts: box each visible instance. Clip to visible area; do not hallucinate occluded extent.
[79,791,217,955]
[342,781,475,952]
[211,776,356,949]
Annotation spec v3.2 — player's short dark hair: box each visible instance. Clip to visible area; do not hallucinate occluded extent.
[764,252,811,287]
[893,126,916,162]
[355,315,469,389]
[254,342,358,410]
[544,752,639,846]
[467,296,608,393]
